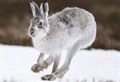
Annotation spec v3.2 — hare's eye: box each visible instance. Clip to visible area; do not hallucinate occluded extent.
[37,20,39,23]
[38,22,43,28]
[39,22,42,26]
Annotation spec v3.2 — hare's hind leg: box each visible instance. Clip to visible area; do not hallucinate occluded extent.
[31,53,53,73]
[41,39,81,81]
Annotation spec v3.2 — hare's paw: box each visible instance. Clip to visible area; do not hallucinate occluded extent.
[41,74,56,81]
[31,62,48,73]
[31,63,44,73]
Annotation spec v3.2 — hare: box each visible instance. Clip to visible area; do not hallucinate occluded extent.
[28,1,96,81]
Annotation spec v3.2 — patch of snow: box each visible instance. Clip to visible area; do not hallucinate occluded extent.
[0,45,120,82]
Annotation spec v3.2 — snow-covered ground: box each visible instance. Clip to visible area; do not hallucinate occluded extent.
[0,45,120,82]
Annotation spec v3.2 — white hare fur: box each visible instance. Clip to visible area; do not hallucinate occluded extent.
[29,1,96,81]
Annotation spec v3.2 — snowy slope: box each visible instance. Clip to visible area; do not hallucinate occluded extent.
[0,45,120,82]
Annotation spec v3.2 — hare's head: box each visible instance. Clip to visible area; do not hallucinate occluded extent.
[28,1,49,38]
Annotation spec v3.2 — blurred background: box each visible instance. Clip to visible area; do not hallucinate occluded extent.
[0,0,120,50]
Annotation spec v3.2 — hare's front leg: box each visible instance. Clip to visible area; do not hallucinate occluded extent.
[52,55,61,73]
[41,40,81,80]
[31,53,53,73]
[41,54,61,80]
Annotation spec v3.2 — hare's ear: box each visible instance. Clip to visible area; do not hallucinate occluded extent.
[40,2,49,18]
[30,1,40,17]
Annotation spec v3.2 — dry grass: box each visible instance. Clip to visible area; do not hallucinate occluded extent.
[2,78,117,82]
[0,0,120,50]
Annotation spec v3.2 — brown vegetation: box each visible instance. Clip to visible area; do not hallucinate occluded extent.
[0,0,120,50]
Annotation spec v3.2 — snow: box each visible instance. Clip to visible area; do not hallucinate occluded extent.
[0,45,120,82]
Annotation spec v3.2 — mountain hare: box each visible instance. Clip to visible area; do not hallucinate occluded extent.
[28,1,96,81]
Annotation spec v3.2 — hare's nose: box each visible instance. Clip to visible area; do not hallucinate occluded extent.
[30,28,34,35]
[31,31,34,35]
